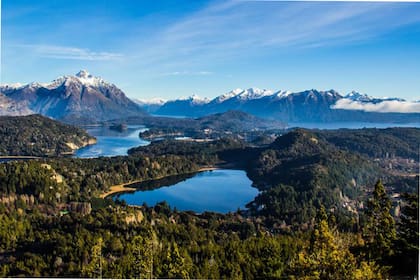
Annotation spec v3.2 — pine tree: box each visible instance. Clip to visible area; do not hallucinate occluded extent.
[162,242,191,279]
[393,192,419,276]
[130,235,153,279]
[362,180,396,263]
[82,237,104,278]
[290,206,381,280]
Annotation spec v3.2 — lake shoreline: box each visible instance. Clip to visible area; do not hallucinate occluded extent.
[113,168,257,213]
[100,166,222,199]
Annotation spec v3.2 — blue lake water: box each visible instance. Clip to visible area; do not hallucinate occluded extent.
[75,125,149,158]
[73,121,419,213]
[114,169,259,213]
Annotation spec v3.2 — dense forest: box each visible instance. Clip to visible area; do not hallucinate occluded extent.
[0,181,417,278]
[0,125,418,278]
[0,115,96,156]
[314,127,420,160]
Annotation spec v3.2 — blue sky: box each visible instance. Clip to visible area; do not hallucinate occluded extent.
[2,0,420,100]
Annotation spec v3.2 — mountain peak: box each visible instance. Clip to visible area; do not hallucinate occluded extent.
[69,70,107,87]
[237,88,273,100]
[1,71,145,121]
[344,91,372,102]
[75,70,91,79]
[190,94,210,104]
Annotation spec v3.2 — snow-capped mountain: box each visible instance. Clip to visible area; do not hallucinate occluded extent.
[333,91,419,114]
[344,91,373,102]
[133,98,167,113]
[148,88,419,122]
[344,91,406,104]
[212,88,273,103]
[0,70,146,123]
[3,72,418,124]
[179,94,210,105]
[134,97,167,106]
[155,88,343,121]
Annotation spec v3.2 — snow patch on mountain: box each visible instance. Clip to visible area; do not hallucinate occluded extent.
[237,88,273,100]
[214,88,243,103]
[344,91,372,102]
[41,70,112,90]
[0,83,24,90]
[179,94,210,105]
[134,98,167,106]
[273,90,293,99]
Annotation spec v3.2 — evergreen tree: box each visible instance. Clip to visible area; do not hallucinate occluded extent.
[162,242,191,279]
[130,235,154,279]
[393,192,419,276]
[290,206,381,280]
[362,180,396,263]
[82,237,104,278]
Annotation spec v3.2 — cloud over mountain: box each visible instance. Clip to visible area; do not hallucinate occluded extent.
[331,99,420,113]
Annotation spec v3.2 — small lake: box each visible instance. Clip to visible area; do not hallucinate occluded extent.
[114,169,259,213]
[75,125,149,158]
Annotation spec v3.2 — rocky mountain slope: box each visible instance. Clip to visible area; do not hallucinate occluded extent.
[152,88,420,123]
[0,92,33,116]
[0,70,146,123]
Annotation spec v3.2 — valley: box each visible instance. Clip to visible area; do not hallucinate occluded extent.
[0,71,419,279]
[2,0,420,277]
[0,111,418,277]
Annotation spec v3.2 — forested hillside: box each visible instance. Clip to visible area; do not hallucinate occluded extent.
[315,127,420,159]
[246,129,382,227]
[0,127,418,278]
[0,115,96,156]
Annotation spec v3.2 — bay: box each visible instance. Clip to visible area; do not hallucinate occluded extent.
[75,125,149,158]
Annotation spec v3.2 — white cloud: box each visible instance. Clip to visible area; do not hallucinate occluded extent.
[126,1,420,68]
[331,99,420,113]
[18,44,123,61]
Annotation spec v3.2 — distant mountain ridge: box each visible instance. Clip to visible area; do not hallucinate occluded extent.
[150,88,420,123]
[0,70,146,123]
[2,73,419,123]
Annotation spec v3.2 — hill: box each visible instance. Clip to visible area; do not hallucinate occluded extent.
[195,110,284,131]
[314,127,420,160]
[0,114,96,156]
[120,110,285,140]
[245,129,381,224]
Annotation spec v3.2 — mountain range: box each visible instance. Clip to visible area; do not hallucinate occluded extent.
[1,71,419,124]
[148,88,420,123]
[0,70,145,123]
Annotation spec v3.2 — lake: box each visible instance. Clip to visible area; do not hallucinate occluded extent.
[114,169,259,213]
[75,125,149,158]
[74,122,420,158]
